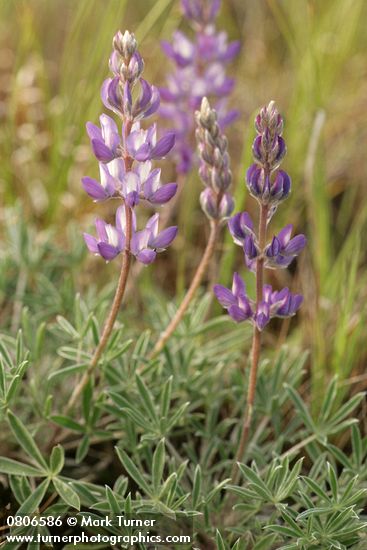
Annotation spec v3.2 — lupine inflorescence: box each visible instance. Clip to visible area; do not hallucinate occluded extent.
[83,30,178,264]
[214,101,306,331]
[160,0,240,174]
[195,97,234,220]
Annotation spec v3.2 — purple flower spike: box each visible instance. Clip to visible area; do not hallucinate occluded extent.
[160,0,239,174]
[214,102,305,332]
[83,29,178,265]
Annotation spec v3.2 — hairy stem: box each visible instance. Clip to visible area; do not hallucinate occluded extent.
[231,202,268,482]
[64,208,133,414]
[151,220,220,358]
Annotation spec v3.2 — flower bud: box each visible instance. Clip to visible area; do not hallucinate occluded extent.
[200,188,234,220]
[113,30,137,59]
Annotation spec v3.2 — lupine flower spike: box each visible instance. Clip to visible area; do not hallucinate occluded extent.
[214,102,306,478]
[151,97,234,356]
[160,0,240,174]
[61,30,178,419]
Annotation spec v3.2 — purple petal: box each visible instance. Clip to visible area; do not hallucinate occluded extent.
[150,226,178,249]
[213,285,237,308]
[284,234,307,255]
[143,91,161,118]
[256,312,269,330]
[151,132,175,159]
[115,205,137,235]
[262,285,273,303]
[137,78,153,110]
[101,78,112,110]
[291,294,303,313]
[220,40,241,62]
[134,144,151,161]
[126,191,140,208]
[277,224,293,247]
[95,219,108,241]
[232,272,246,297]
[82,177,108,201]
[97,242,120,262]
[86,122,102,141]
[91,139,115,162]
[228,305,249,323]
[149,183,178,204]
[136,248,156,264]
[83,233,99,254]
[145,213,159,236]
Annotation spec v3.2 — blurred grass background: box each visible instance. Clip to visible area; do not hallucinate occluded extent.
[0,0,366,405]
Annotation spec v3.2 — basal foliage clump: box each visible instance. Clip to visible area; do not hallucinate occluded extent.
[0,212,366,548]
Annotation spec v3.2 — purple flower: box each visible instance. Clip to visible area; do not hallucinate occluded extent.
[265,225,307,268]
[126,123,175,161]
[86,114,121,162]
[160,0,239,174]
[214,276,303,329]
[82,163,119,202]
[84,207,177,264]
[261,285,303,322]
[84,217,124,262]
[214,273,253,323]
[228,211,256,246]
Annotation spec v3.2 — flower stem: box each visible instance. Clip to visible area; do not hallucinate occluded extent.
[231,202,268,483]
[64,204,133,414]
[151,219,220,358]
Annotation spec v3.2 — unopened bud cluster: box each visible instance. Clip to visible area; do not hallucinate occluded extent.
[195,97,234,220]
[109,31,143,86]
[246,101,290,208]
